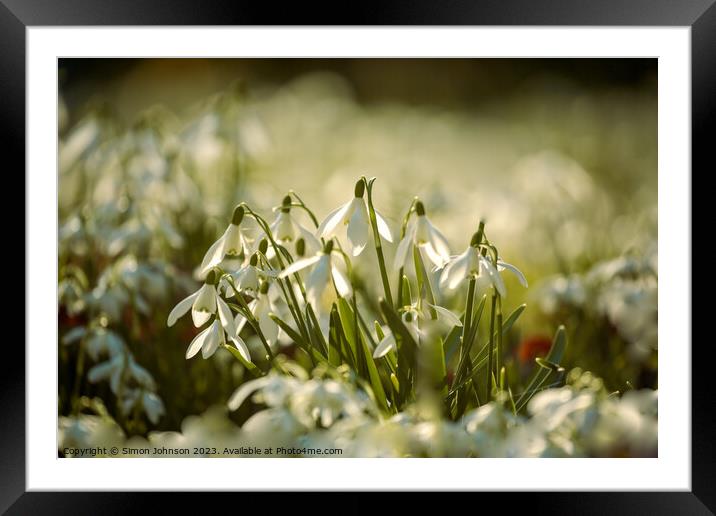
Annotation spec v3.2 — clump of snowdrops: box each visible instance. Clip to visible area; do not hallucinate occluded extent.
[532,244,657,389]
[168,176,569,421]
[58,367,657,457]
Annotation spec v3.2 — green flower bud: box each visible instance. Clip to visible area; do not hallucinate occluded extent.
[259,281,270,295]
[415,201,426,216]
[470,220,486,248]
[205,269,219,285]
[250,253,259,267]
[296,237,306,257]
[354,179,365,198]
[258,238,269,255]
[281,195,292,213]
[232,205,245,225]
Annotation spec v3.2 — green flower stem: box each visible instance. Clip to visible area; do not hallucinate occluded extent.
[288,190,319,228]
[363,177,393,308]
[455,277,476,383]
[395,198,418,309]
[496,295,503,391]
[242,204,310,342]
[225,276,274,360]
[486,291,498,401]
[71,337,87,414]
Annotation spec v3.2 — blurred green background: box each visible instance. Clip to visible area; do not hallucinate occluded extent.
[58,59,657,434]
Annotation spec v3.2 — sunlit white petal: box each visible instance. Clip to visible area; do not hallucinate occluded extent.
[497,260,528,288]
[317,200,352,238]
[428,303,463,327]
[346,202,370,256]
[166,291,198,326]
[278,254,322,278]
[186,324,213,359]
[373,334,396,358]
[375,210,393,242]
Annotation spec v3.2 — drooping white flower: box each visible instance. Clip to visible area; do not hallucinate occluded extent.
[167,269,251,361]
[234,281,281,346]
[278,240,352,308]
[221,252,276,297]
[167,270,228,327]
[141,391,166,424]
[87,353,155,394]
[227,372,301,411]
[270,196,322,255]
[372,301,461,358]
[394,201,451,270]
[440,235,527,297]
[199,206,253,274]
[186,319,227,359]
[316,180,392,257]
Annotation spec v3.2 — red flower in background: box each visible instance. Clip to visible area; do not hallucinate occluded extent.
[518,335,552,365]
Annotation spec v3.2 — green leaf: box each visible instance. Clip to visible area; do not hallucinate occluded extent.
[305,303,328,356]
[224,345,262,378]
[269,314,307,348]
[400,274,412,307]
[412,246,437,318]
[327,306,345,367]
[515,325,568,412]
[337,297,359,361]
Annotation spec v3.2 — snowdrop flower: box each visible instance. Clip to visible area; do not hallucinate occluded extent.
[317,179,392,257]
[141,391,166,424]
[186,318,232,360]
[440,232,527,296]
[167,269,233,329]
[199,206,253,274]
[121,389,166,425]
[373,309,422,358]
[222,252,271,297]
[234,281,281,346]
[394,201,450,270]
[270,196,321,254]
[227,372,301,411]
[372,301,461,358]
[167,269,251,361]
[278,240,351,308]
[87,353,155,394]
[289,379,364,428]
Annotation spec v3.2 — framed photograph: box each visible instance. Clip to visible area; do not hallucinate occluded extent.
[7,0,709,512]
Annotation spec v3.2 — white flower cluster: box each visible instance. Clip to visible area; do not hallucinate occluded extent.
[535,246,657,363]
[63,321,166,425]
[59,372,656,458]
[168,187,527,366]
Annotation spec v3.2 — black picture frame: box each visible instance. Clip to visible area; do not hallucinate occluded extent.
[4,1,709,513]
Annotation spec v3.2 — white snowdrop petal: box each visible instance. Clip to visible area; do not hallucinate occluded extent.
[331,265,353,298]
[230,335,252,364]
[393,235,413,271]
[317,201,351,238]
[373,334,397,358]
[227,377,270,411]
[199,229,228,273]
[347,203,370,256]
[186,325,212,359]
[278,254,322,278]
[498,260,529,288]
[167,292,198,327]
[375,210,393,242]
[429,303,463,327]
[201,321,223,359]
[427,223,451,263]
[217,296,237,336]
